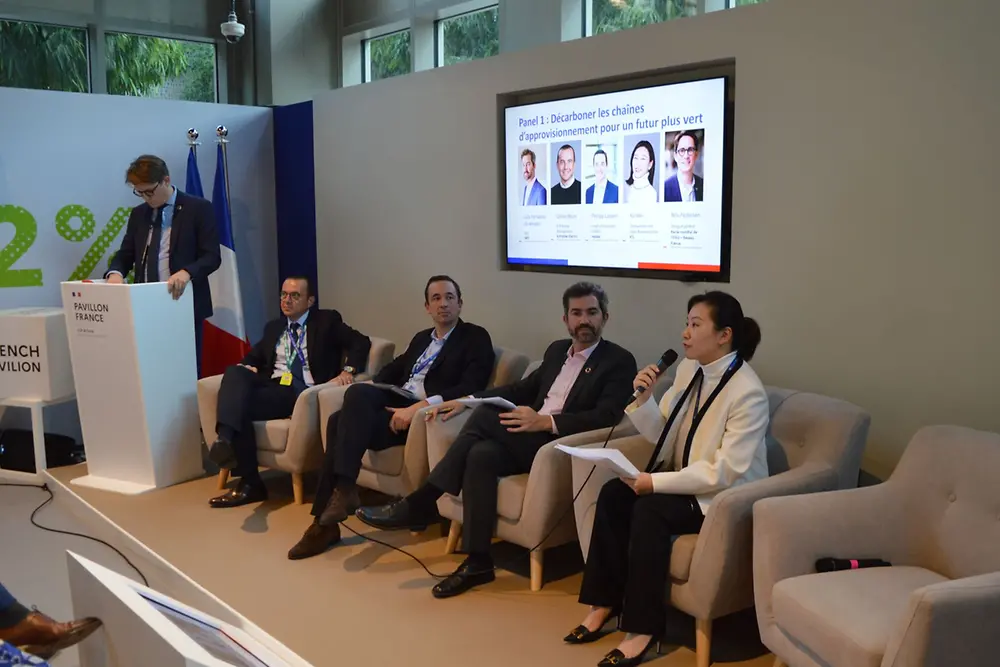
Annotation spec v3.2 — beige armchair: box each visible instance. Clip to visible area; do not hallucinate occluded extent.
[197,336,396,504]
[572,386,871,667]
[755,425,1000,667]
[317,345,531,499]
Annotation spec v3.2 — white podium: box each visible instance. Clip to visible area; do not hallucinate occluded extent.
[61,281,202,494]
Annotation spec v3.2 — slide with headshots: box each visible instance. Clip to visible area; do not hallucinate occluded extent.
[504,77,726,274]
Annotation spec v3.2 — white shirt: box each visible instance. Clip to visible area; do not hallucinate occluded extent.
[678,174,696,202]
[271,311,314,386]
[625,179,658,203]
[592,179,607,204]
[522,178,536,205]
[402,326,455,404]
[625,351,770,513]
[539,340,600,433]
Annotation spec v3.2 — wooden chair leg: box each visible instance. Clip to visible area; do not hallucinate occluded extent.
[695,618,712,667]
[773,659,788,667]
[217,469,230,489]
[529,549,544,591]
[291,473,304,505]
[444,521,461,555]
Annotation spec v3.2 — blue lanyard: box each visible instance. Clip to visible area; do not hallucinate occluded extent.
[693,355,740,413]
[410,342,441,378]
[285,324,307,367]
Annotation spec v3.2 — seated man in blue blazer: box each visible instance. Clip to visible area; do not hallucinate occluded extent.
[663,131,704,202]
[106,155,221,366]
[357,282,637,598]
[585,149,619,204]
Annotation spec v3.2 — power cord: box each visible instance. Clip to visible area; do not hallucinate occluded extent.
[0,482,149,587]
[342,420,622,579]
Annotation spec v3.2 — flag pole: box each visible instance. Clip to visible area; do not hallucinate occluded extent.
[216,125,232,209]
[187,127,201,158]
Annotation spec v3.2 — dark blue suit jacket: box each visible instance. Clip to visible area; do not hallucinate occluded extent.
[107,190,222,321]
[663,174,704,202]
[585,181,619,204]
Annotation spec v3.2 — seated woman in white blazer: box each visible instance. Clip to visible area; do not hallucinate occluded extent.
[564,291,769,667]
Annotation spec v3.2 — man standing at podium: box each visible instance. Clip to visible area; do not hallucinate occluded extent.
[106,155,221,368]
[207,276,372,508]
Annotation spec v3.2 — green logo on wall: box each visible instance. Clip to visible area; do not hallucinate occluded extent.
[0,204,132,287]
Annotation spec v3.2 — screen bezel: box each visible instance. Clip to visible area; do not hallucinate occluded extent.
[498,60,735,283]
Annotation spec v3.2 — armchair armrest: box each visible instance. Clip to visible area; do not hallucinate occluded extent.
[557,416,637,448]
[398,406,436,493]
[281,384,324,474]
[882,572,1000,667]
[426,411,476,471]
[572,434,655,561]
[753,482,908,629]
[683,461,840,619]
[196,374,224,442]
[315,383,357,449]
[516,440,576,549]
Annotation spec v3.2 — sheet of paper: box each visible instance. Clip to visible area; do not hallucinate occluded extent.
[456,396,517,410]
[554,444,641,479]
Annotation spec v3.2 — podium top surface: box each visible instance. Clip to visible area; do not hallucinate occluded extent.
[0,307,64,317]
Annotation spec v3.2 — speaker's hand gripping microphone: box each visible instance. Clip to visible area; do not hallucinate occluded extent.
[628,349,679,403]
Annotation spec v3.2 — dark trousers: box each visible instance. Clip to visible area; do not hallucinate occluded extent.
[216,365,298,478]
[0,582,28,629]
[427,405,553,554]
[311,384,412,516]
[578,479,705,636]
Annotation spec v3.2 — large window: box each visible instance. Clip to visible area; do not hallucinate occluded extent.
[365,30,411,82]
[106,33,217,102]
[0,19,90,93]
[588,0,697,36]
[437,6,499,66]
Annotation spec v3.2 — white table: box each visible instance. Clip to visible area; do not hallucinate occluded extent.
[0,393,77,484]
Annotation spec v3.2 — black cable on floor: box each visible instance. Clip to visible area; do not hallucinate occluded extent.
[0,482,149,587]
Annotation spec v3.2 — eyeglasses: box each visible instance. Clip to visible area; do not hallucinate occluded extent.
[280,291,303,302]
[675,147,698,156]
[133,182,162,198]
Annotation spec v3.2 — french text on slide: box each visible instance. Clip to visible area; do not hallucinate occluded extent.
[517,104,704,143]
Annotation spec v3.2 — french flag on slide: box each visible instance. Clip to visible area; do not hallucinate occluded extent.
[200,143,251,378]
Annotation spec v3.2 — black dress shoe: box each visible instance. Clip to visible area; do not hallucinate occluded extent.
[355,499,438,531]
[563,609,620,644]
[431,560,496,599]
[208,438,237,469]
[318,485,361,526]
[209,478,267,508]
[597,637,657,667]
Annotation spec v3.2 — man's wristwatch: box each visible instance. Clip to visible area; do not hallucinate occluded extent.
[343,366,357,375]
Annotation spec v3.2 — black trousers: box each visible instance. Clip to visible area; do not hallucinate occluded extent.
[216,365,299,478]
[427,405,553,554]
[311,384,412,517]
[578,479,705,636]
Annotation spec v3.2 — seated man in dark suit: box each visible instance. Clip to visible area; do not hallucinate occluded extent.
[207,275,371,508]
[289,275,495,560]
[357,282,637,597]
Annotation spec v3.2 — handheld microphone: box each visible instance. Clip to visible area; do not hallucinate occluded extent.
[139,209,162,283]
[816,558,891,573]
[629,349,678,403]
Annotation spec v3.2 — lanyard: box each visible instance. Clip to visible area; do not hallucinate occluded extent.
[645,355,744,473]
[285,324,307,367]
[410,340,442,378]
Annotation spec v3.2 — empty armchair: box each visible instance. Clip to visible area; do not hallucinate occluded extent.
[197,336,396,504]
[572,387,871,667]
[318,345,530,499]
[755,425,1000,667]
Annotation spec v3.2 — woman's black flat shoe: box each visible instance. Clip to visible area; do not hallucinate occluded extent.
[563,610,620,644]
[596,637,657,666]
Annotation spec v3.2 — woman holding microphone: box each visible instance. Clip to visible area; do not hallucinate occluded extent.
[564,291,769,666]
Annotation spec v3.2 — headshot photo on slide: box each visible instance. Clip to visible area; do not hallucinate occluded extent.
[663,129,705,202]
[518,144,548,206]
[550,140,582,205]
[583,141,620,204]
[623,133,660,204]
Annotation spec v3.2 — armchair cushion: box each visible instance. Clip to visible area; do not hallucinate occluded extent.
[362,447,405,476]
[773,567,947,667]
[497,475,529,521]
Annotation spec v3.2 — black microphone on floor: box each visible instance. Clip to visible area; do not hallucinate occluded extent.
[628,349,679,403]
[816,558,891,573]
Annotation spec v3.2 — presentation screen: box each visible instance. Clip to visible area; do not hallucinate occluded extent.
[502,73,732,281]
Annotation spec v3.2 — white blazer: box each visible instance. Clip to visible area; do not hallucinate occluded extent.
[625,351,769,513]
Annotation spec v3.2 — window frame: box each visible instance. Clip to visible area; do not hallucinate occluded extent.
[103,30,220,103]
[433,4,499,68]
[362,27,413,83]
[0,16,93,93]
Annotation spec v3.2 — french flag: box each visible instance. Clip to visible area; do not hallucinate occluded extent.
[199,143,251,378]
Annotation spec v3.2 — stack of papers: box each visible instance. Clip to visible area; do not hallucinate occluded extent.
[554,445,641,479]
[456,396,517,410]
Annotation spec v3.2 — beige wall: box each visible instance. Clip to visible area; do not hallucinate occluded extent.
[313,0,1000,477]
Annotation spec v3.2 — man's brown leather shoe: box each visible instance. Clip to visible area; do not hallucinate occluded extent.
[0,611,102,659]
[288,521,341,560]
[318,485,360,525]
